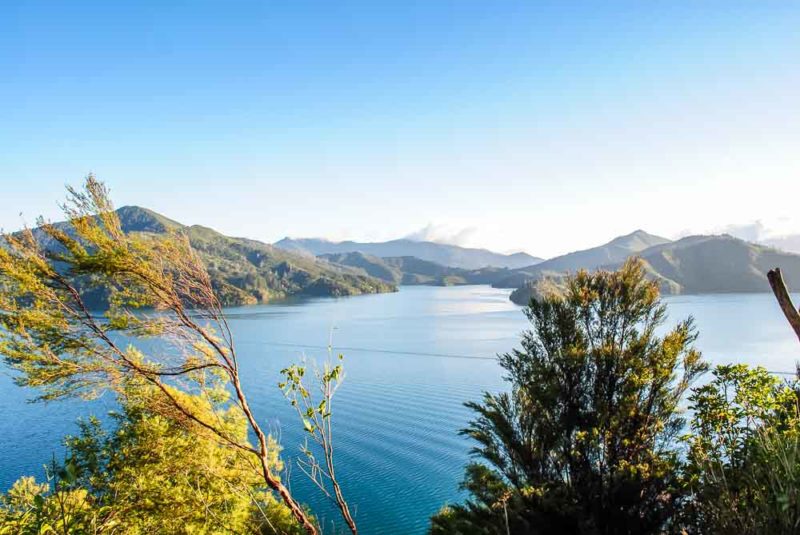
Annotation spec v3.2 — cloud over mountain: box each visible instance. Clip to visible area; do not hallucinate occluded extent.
[404,223,478,247]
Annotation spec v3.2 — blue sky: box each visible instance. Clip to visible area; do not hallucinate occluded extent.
[2,1,799,257]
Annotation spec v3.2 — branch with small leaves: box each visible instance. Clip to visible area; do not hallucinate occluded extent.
[280,352,358,534]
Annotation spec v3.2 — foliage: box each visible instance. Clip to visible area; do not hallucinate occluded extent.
[0,469,99,535]
[431,259,707,534]
[280,353,357,533]
[0,382,304,534]
[684,364,800,534]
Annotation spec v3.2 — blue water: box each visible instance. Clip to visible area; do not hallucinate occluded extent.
[1,286,799,534]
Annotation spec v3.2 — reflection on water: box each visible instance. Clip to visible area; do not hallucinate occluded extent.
[1,286,798,534]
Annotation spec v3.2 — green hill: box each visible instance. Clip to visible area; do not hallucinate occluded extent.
[495,230,670,288]
[320,251,513,287]
[509,235,800,305]
[43,206,396,307]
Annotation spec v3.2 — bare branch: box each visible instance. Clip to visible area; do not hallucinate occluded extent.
[767,268,800,343]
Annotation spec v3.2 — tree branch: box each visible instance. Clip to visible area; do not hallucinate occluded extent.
[767,268,800,343]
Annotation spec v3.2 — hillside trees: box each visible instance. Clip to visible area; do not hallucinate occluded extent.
[683,364,800,533]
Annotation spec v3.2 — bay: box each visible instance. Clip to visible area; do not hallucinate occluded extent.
[1,286,798,533]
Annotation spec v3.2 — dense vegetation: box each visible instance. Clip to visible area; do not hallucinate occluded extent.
[0,381,304,534]
[432,260,707,534]
[683,364,800,533]
[432,260,800,534]
[185,224,395,305]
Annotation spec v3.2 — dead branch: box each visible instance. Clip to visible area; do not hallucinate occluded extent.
[767,268,800,343]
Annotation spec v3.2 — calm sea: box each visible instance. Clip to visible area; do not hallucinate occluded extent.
[1,286,798,534]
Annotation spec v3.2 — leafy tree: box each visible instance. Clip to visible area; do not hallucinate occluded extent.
[0,381,305,534]
[0,466,99,535]
[431,259,707,535]
[0,177,356,534]
[684,364,800,534]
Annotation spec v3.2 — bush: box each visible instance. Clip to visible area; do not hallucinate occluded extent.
[431,260,707,534]
[0,381,305,534]
[684,364,800,534]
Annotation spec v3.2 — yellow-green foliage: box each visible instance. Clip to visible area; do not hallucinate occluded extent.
[0,382,304,534]
[685,364,800,534]
[0,476,98,535]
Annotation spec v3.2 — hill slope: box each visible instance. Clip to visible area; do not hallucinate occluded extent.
[275,237,542,270]
[320,252,512,286]
[509,235,800,305]
[45,206,396,307]
[495,230,671,288]
[764,234,800,255]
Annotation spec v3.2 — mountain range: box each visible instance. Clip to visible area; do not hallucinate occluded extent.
[509,234,800,305]
[29,206,800,308]
[318,252,511,286]
[274,237,542,270]
[492,230,671,288]
[292,229,800,307]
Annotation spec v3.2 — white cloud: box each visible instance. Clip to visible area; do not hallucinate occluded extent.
[717,220,768,242]
[675,218,800,254]
[404,223,479,247]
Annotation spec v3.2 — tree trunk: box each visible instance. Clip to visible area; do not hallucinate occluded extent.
[767,268,800,343]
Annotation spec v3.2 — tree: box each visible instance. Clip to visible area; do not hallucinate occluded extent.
[431,259,707,534]
[0,468,98,535]
[0,380,305,534]
[0,176,355,534]
[684,364,800,534]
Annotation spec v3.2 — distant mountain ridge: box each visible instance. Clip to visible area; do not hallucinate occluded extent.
[319,251,512,286]
[509,234,800,305]
[42,206,396,307]
[494,230,671,288]
[275,237,542,270]
[38,209,800,308]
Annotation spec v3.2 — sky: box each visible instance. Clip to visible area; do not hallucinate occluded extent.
[1,1,799,258]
